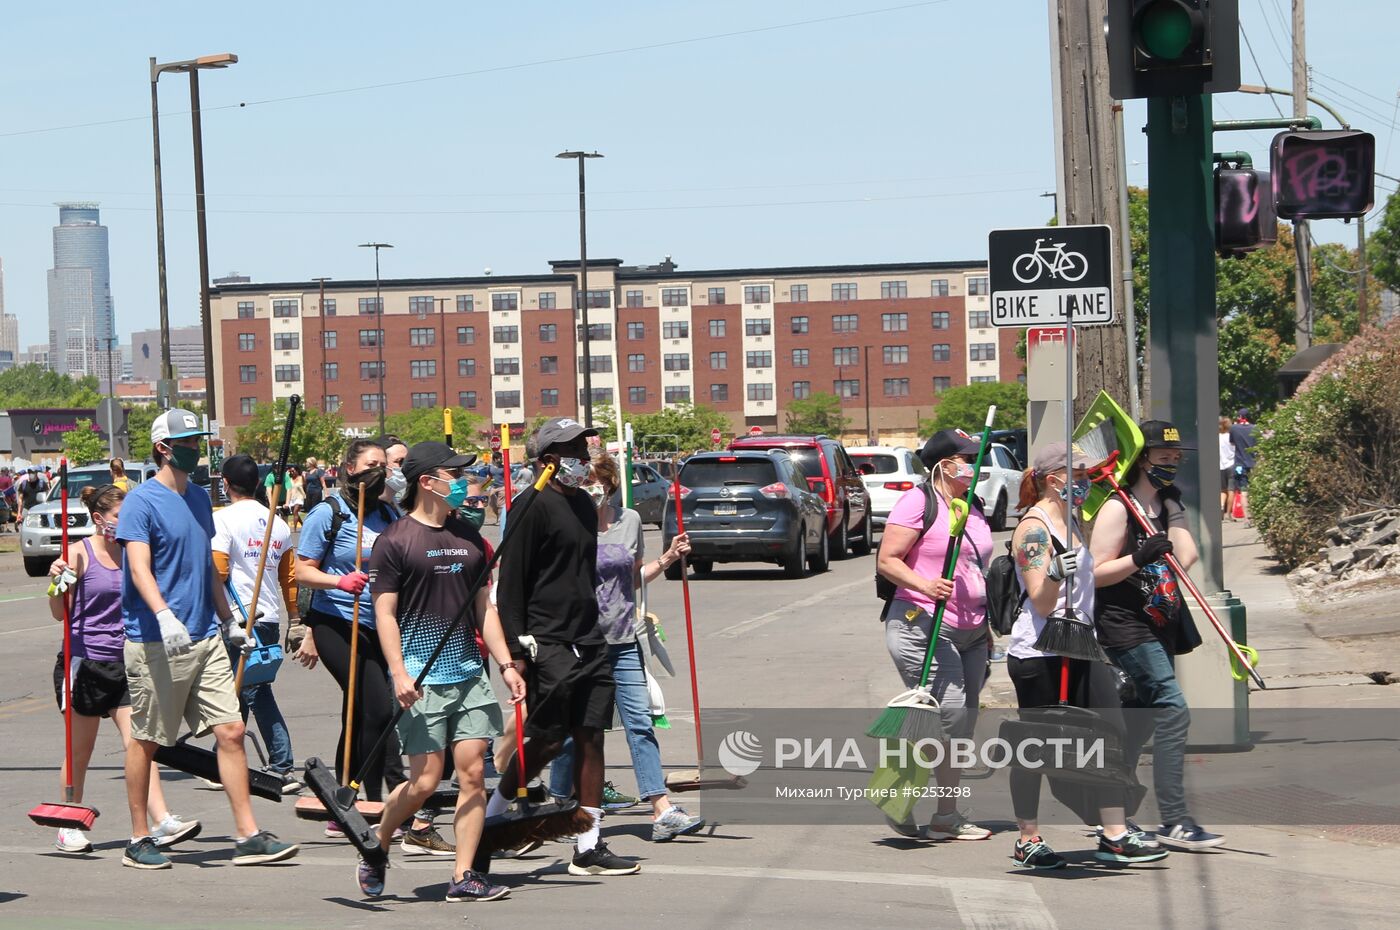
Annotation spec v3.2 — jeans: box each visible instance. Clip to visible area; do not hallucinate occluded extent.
[239,623,293,775]
[1106,639,1190,824]
[549,641,667,801]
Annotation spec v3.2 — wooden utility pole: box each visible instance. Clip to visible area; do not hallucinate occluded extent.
[1293,0,1312,349]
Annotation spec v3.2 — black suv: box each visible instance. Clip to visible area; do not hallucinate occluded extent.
[662,450,829,579]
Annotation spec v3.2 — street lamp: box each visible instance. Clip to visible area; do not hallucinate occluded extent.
[359,243,393,436]
[312,277,332,413]
[557,150,603,424]
[149,52,237,415]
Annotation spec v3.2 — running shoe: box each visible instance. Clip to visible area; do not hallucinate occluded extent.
[324,820,345,840]
[652,806,705,842]
[1096,830,1170,865]
[1156,820,1225,851]
[1093,820,1158,845]
[926,811,992,841]
[151,813,202,848]
[400,825,455,857]
[568,841,641,876]
[602,781,640,812]
[55,827,92,854]
[271,771,304,795]
[232,831,300,866]
[122,836,171,870]
[445,870,511,902]
[357,856,387,897]
[1012,836,1066,870]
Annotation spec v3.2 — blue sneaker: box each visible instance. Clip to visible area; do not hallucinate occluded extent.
[122,836,171,870]
[1156,820,1225,851]
[445,870,510,902]
[357,856,387,897]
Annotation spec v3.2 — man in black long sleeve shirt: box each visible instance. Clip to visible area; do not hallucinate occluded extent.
[491,417,639,876]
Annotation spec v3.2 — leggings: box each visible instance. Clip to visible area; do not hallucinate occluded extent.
[306,610,406,801]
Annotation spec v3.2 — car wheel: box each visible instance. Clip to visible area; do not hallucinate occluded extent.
[851,512,874,556]
[690,559,713,576]
[664,560,684,581]
[808,524,829,574]
[24,555,53,578]
[991,492,1009,532]
[829,511,850,561]
[782,532,806,579]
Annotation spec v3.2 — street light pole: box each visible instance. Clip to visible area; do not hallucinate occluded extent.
[359,243,393,437]
[312,277,331,411]
[189,67,215,423]
[557,151,603,424]
[435,297,449,404]
[149,58,172,405]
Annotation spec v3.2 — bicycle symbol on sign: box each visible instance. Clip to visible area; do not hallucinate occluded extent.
[1011,238,1089,284]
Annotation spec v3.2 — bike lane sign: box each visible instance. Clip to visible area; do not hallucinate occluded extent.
[987,224,1114,327]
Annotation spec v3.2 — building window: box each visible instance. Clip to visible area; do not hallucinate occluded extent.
[834,379,860,398]
[581,290,611,309]
[492,293,519,311]
[409,296,435,315]
[627,321,646,340]
[319,297,335,316]
[627,354,647,372]
[832,314,858,333]
[358,297,382,315]
[239,397,256,415]
[883,377,911,397]
[494,357,521,376]
[540,388,559,407]
[579,355,612,374]
[971,375,999,383]
[457,326,475,345]
[970,343,997,361]
[493,325,519,344]
[411,391,437,408]
[791,380,811,399]
[744,318,772,336]
[273,333,300,351]
[539,323,557,343]
[459,358,476,377]
[969,310,992,329]
[968,276,990,296]
[459,390,477,408]
[410,359,436,379]
[409,327,435,346]
[237,301,255,319]
[663,353,690,371]
[791,315,809,334]
[708,319,726,338]
[239,365,257,383]
[360,360,386,379]
[933,376,952,393]
[789,284,808,303]
[661,288,688,306]
[931,278,950,297]
[325,362,339,381]
[881,280,908,299]
[495,390,521,408]
[710,383,729,402]
[581,387,613,406]
[322,330,337,349]
[709,351,727,370]
[273,299,298,318]
[746,382,774,401]
[359,329,383,347]
[831,282,857,301]
[629,386,648,404]
[931,311,950,330]
[539,355,558,374]
[361,393,385,412]
[791,348,809,367]
[707,287,726,305]
[323,394,340,412]
[833,346,859,366]
[883,345,909,364]
[932,344,952,362]
[456,294,474,312]
[662,320,690,339]
[625,290,644,308]
[664,386,691,403]
[538,291,556,310]
[744,284,771,304]
[577,322,611,341]
[746,350,772,369]
[881,312,908,332]
[238,333,256,351]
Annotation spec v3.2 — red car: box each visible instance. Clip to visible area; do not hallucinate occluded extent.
[727,434,872,559]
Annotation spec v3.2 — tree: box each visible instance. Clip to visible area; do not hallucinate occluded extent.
[384,405,486,452]
[785,392,850,435]
[0,364,101,409]
[629,402,732,455]
[589,404,619,444]
[234,398,346,465]
[61,418,108,466]
[1369,190,1400,294]
[918,382,1027,434]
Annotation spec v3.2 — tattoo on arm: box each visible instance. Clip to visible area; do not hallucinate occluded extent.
[1016,527,1050,572]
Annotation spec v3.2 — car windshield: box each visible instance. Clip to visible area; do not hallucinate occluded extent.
[680,460,777,487]
[60,471,118,498]
[850,453,899,475]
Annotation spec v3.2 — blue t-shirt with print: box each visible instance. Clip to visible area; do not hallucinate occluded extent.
[118,479,217,643]
[297,494,396,627]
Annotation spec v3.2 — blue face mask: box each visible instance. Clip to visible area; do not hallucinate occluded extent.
[1058,478,1091,506]
[432,475,470,509]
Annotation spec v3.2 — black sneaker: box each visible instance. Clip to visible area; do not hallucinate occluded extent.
[567,841,641,876]
[1156,820,1225,850]
[122,836,171,870]
[1094,820,1158,846]
[232,831,300,866]
[1096,830,1170,865]
[1012,836,1066,870]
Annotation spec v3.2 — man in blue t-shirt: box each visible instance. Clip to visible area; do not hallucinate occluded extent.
[118,408,299,871]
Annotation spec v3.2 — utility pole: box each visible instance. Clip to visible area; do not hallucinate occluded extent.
[1357,214,1368,329]
[1292,0,1312,349]
[863,345,874,444]
[435,297,449,404]
[312,277,331,411]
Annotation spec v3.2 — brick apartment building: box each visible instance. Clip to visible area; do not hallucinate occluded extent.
[210,256,1021,446]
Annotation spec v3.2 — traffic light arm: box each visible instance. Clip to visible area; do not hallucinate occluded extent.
[1238,85,1351,130]
[1213,151,1253,169]
[1215,116,1321,133]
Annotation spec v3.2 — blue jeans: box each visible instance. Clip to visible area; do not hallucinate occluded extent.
[549,641,667,801]
[1106,639,1190,824]
[238,624,294,775]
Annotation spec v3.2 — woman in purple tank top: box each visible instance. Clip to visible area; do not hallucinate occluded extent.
[46,484,199,855]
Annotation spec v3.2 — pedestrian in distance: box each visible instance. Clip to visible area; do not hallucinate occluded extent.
[874,428,995,841]
[1006,442,1167,870]
[46,483,200,856]
[109,457,132,493]
[117,408,298,869]
[1091,420,1224,851]
[1217,418,1236,518]
[1229,409,1257,522]
[303,457,327,511]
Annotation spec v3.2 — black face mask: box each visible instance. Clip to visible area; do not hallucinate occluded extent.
[344,465,387,503]
[1146,462,1178,489]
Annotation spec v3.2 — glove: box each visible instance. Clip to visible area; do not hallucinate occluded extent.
[285,621,307,652]
[335,572,369,596]
[155,609,193,657]
[47,567,77,598]
[223,620,255,656]
[1132,532,1174,568]
[1046,550,1079,582]
[517,634,539,661]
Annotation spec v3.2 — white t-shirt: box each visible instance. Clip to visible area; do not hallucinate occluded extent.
[1218,432,1236,471]
[213,498,292,628]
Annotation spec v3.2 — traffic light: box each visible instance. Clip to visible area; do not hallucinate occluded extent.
[1271,130,1376,220]
[1106,0,1240,99]
[1215,167,1277,257]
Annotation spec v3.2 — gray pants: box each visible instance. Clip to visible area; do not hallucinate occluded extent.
[883,600,990,741]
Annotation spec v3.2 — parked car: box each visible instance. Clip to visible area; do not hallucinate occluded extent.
[845,446,928,529]
[976,442,1025,531]
[20,465,143,577]
[727,434,872,559]
[614,460,669,526]
[662,450,829,579]
[989,429,1028,474]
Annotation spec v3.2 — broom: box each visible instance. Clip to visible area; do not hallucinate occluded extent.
[29,459,100,832]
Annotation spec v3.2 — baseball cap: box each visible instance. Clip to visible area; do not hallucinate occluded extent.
[918,428,982,467]
[220,454,261,496]
[1140,419,1195,450]
[1032,441,1101,475]
[150,408,210,444]
[531,417,598,457]
[402,441,477,485]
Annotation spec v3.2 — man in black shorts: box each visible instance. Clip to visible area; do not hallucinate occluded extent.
[493,417,639,876]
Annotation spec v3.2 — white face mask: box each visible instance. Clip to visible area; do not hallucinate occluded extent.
[585,485,607,508]
[385,466,408,502]
[555,457,592,488]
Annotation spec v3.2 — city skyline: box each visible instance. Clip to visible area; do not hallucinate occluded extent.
[45,203,117,384]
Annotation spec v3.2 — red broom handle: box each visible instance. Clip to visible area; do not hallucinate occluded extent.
[672,463,705,776]
[1058,657,1071,706]
[60,459,74,802]
[513,701,528,800]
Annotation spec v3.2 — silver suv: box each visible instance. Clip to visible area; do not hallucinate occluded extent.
[20,465,140,576]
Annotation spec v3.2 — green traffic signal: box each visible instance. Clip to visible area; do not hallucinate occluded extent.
[1137,0,1195,60]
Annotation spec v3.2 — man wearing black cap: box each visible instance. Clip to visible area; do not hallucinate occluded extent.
[357,442,525,902]
[493,417,640,876]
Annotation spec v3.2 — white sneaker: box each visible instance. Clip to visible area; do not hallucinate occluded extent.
[150,813,202,847]
[55,827,92,853]
[926,811,992,841]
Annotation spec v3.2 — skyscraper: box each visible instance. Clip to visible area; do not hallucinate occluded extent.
[47,202,116,382]
[0,256,19,362]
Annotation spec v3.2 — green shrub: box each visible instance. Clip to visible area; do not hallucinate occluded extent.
[1251,323,1400,567]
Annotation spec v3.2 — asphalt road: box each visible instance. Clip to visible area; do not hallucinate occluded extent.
[1,524,1397,929]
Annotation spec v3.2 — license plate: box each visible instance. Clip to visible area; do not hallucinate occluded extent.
[713,502,737,516]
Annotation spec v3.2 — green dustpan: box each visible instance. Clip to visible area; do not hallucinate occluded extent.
[1073,391,1144,521]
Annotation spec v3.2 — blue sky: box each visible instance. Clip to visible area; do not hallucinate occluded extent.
[1,0,1395,351]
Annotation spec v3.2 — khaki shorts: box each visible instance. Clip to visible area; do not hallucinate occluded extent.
[125,635,243,746]
[396,676,503,756]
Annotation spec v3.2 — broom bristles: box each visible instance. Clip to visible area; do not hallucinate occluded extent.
[30,802,99,830]
[867,688,944,740]
[480,803,592,853]
[1034,612,1109,663]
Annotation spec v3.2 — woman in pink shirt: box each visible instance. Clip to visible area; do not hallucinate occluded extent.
[875,429,994,842]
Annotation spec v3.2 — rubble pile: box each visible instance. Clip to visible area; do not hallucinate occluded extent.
[1287,507,1400,590]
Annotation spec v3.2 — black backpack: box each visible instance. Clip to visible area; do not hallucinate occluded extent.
[985,515,1064,636]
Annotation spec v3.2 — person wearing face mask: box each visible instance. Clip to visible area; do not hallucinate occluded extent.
[379,435,410,506]
[875,428,995,841]
[1091,420,1221,851]
[118,409,298,869]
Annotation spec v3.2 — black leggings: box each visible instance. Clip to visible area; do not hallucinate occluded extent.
[1007,655,1127,823]
[307,610,406,801]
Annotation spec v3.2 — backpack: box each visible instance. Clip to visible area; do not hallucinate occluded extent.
[295,493,357,617]
[985,514,1065,636]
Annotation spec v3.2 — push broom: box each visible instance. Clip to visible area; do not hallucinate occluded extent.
[30,459,100,832]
